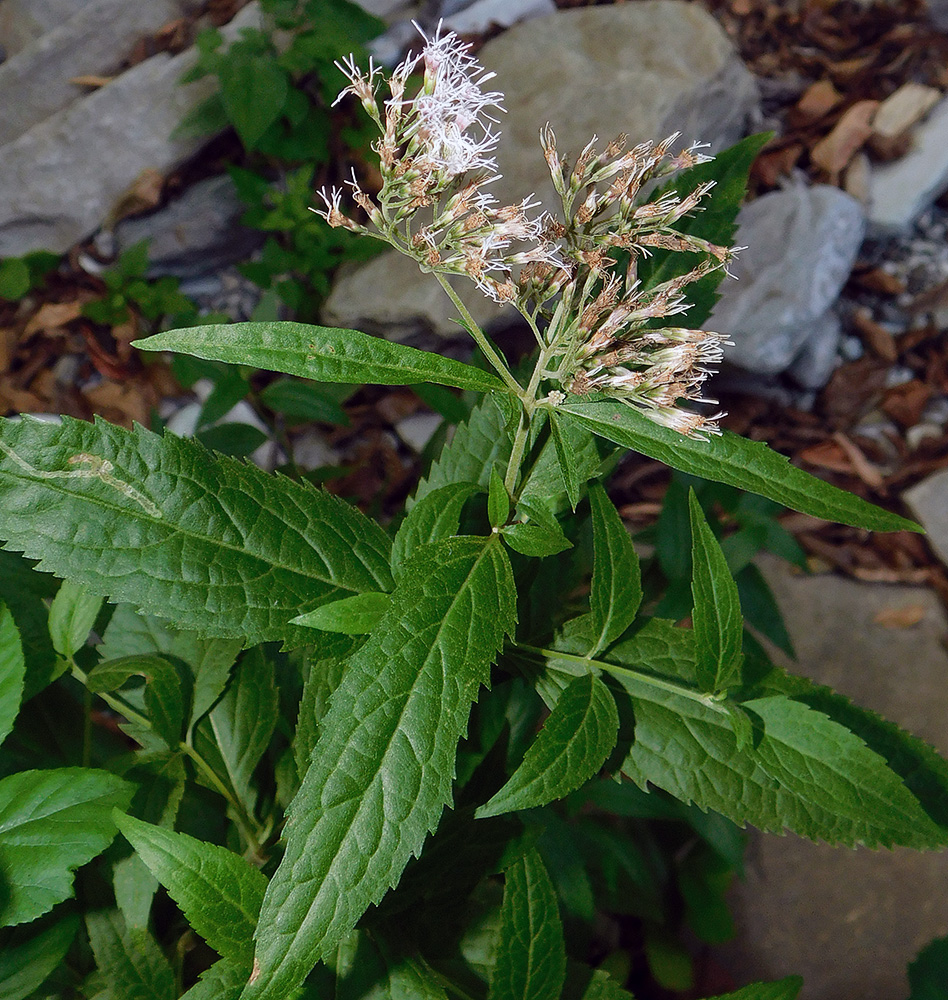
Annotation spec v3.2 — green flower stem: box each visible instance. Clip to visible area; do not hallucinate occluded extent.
[434,272,523,396]
[71,663,266,856]
[504,340,559,495]
[517,643,729,714]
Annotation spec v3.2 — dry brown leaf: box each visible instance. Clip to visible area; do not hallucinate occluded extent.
[881,379,933,428]
[23,301,83,337]
[811,100,879,177]
[831,431,885,488]
[82,380,150,427]
[793,79,843,122]
[0,328,17,373]
[106,168,164,226]
[873,604,927,628]
[852,308,898,362]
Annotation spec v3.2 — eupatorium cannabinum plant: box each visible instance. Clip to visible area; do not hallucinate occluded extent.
[0,23,943,1000]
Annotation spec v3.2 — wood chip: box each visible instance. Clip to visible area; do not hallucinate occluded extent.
[792,79,843,122]
[810,100,879,178]
[881,379,933,428]
[69,74,114,89]
[851,308,898,362]
[832,431,885,488]
[872,82,941,139]
[873,603,928,628]
[23,301,83,337]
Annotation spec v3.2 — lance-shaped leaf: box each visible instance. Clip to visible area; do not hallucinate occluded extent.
[48,580,103,660]
[0,768,133,925]
[489,849,566,1000]
[688,491,743,692]
[0,601,25,749]
[535,621,948,848]
[549,411,581,511]
[708,979,803,1000]
[391,482,484,577]
[558,401,918,533]
[85,909,175,1000]
[292,591,391,634]
[476,673,618,819]
[116,812,266,970]
[0,416,393,647]
[0,912,79,1000]
[245,536,517,1000]
[135,322,508,394]
[588,483,642,655]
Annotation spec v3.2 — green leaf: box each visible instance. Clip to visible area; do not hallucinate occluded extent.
[561,963,635,1000]
[537,622,948,848]
[0,602,25,750]
[197,647,279,816]
[246,536,517,1000]
[489,849,566,1000]
[908,935,948,1000]
[688,490,743,692]
[196,423,268,458]
[292,591,391,633]
[476,674,618,818]
[559,400,918,532]
[0,912,79,1000]
[0,552,58,702]
[549,411,580,511]
[259,378,349,425]
[135,322,508,394]
[48,579,104,660]
[736,564,795,660]
[85,909,175,1000]
[0,416,393,647]
[707,978,803,1000]
[413,397,511,506]
[391,483,483,578]
[0,259,30,301]
[488,467,510,529]
[180,959,245,1000]
[219,55,289,149]
[587,483,642,655]
[501,521,572,558]
[116,812,266,969]
[644,927,692,992]
[0,768,133,926]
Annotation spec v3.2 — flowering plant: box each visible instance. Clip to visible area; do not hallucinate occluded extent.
[0,24,943,1000]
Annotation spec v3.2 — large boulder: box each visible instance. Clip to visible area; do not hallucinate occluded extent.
[324,1,759,340]
[0,3,261,257]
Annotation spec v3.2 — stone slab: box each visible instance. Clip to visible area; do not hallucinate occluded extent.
[718,557,948,999]
[0,0,99,57]
[0,0,190,147]
[0,2,261,257]
[903,467,948,569]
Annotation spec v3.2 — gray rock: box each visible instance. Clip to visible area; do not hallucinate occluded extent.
[928,0,948,31]
[0,0,191,147]
[444,0,557,35]
[718,557,948,1000]
[0,0,99,57]
[785,310,841,389]
[479,1,759,211]
[113,174,263,278]
[0,2,261,257]
[328,1,759,339]
[709,185,866,379]
[903,467,948,568]
[868,96,948,234]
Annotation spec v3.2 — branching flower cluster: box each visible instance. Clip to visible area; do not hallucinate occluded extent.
[316,23,741,437]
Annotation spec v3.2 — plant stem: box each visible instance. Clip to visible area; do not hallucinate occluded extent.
[517,643,729,714]
[434,273,523,396]
[503,341,558,495]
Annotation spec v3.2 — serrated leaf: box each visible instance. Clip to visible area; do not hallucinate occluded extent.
[0,912,79,1000]
[391,483,483,578]
[0,416,393,647]
[501,521,572,557]
[587,483,642,656]
[558,402,919,532]
[688,490,743,692]
[413,398,511,507]
[488,467,510,529]
[86,655,186,749]
[135,322,508,394]
[536,622,948,848]
[0,768,133,926]
[736,564,795,660]
[116,812,266,969]
[489,849,566,1000]
[476,674,618,818]
[0,552,58,702]
[908,935,948,1000]
[707,978,803,1000]
[85,909,175,1000]
[180,959,245,1000]
[549,412,580,511]
[292,591,391,634]
[0,602,25,749]
[197,647,278,817]
[561,962,635,1000]
[48,580,103,660]
[333,934,450,1000]
[245,536,517,1000]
